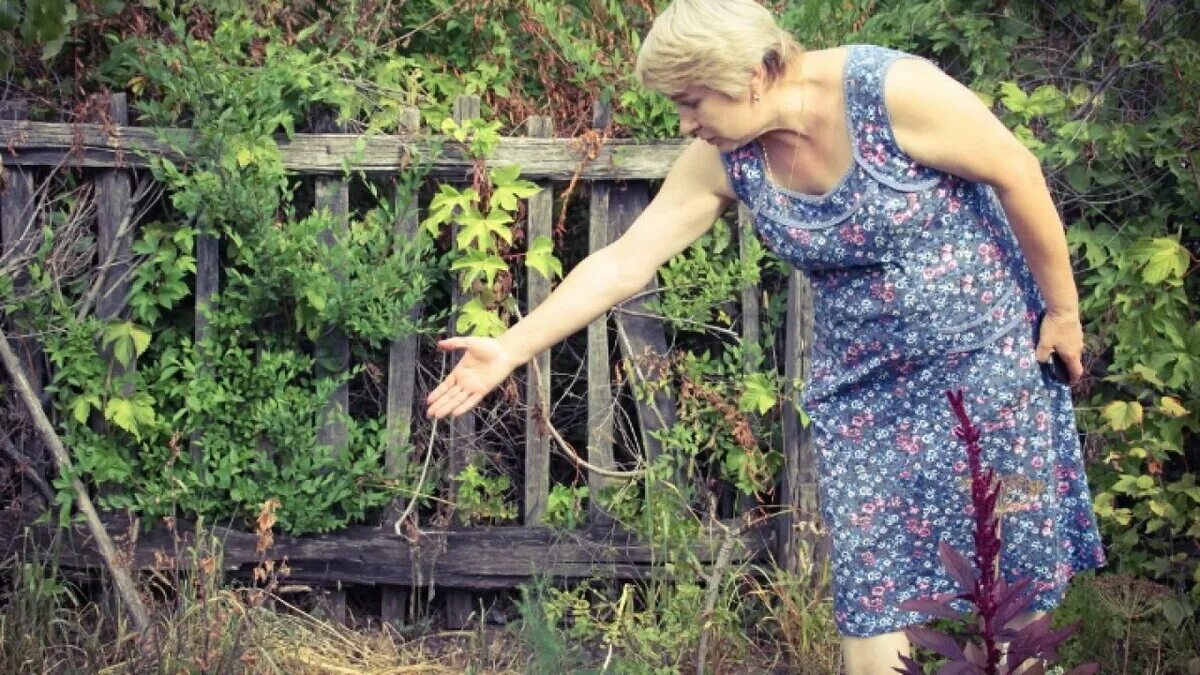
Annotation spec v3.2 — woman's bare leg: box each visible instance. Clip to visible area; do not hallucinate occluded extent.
[842,631,910,675]
[1001,610,1047,674]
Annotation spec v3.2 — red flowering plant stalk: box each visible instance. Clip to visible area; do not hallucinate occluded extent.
[893,389,1098,675]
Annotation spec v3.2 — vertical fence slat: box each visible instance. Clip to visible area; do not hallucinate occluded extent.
[93,93,136,479]
[446,95,482,501]
[382,106,422,627]
[738,204,761,351]
[737,203,762,515]
[0,99,47,509]
[95,94,134,326]
[313,110,351,460]
[586,102,616,523]
[313,111,350,625]
[609,181,678,473]
[191,223,219,470]
[443,95,481,631]
[523,115,554,526]
[779,270,818,574]
[385,106,424,490]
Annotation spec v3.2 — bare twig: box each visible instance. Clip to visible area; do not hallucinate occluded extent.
[0,432,54,503]
[695,518,748,675]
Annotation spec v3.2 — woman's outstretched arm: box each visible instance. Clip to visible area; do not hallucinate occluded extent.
[426,138,736,418]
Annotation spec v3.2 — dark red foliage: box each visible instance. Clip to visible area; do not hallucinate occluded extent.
[892,389,1098,675]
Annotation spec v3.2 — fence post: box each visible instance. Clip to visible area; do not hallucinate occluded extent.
[586,101,616,524]
[92,94,138,498]
[0,98,47,510]
[443,94,482,631]
[609,181,679,481]
[736,203,762,516]
[192,191,219,469]
[779,270,820,575]
[312,108,351,625]
[382,105,423,627]
[523,115,554,527]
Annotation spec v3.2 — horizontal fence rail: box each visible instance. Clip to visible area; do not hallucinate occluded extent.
[0,120,688,180]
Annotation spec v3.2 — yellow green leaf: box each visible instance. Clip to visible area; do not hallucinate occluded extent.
[1159,396,1190,418]
[526,235,563,281]
[129,324,152,357]
[1133,237,1189,285]
[1102,400,1143,431]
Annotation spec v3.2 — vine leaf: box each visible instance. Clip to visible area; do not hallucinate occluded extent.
[526,235,562,281]
[451,249,508,291]
[456,297,506,337]
[489,164,540,212]
[423,184,479,236]
[1102,400,1144,431]
[456,208,513,252]
[1132,237,1189,285]
[105,393,157,438]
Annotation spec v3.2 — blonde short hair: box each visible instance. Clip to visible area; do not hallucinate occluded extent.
[635,0,803,98]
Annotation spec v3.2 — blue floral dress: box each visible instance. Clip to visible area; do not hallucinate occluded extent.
[721,45,1105,637]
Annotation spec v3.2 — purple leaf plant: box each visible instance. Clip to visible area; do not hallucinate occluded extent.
[893,389,1099,675]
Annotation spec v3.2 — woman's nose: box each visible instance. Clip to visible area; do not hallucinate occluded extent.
[679,114,698,137]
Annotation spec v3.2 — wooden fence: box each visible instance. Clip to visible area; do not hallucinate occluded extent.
[0,94,820,627]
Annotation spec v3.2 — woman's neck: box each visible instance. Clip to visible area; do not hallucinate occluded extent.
[762,48,833,147]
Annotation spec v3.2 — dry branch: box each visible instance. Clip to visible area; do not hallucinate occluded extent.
[0,326,153,638]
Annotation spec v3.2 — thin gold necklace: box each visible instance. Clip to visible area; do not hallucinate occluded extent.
[760,62,807,187]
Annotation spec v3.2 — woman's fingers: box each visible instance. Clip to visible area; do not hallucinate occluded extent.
[1060,349,1085,385]
[427,373,457,403]
[1033,338,1054,363]
[429,386,468,418]
[437,337,469,352]
[426,335,503,417]
[451,392,484,418]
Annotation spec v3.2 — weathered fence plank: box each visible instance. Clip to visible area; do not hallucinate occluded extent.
[382,106,423,627]
[95,95,135,326]
[610,181,679,474]
[779,271,819,575]
[738,205,761,354]
[92,94,137,476]
[586,103,616,523]
[385,106,424,492]
[443,95,482,630]
[0,99,47,510]
[523,115,554,527]
[313,124,351,463]
[312,110,352,625]
[24,517,773,590]
[190,230,218,469]
[737,203,762,516]
[0,121,687,180]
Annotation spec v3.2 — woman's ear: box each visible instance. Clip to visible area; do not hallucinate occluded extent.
[749,63,768,99]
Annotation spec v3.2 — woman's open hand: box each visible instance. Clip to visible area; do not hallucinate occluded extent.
[1034,308,1085,386]
[426,336,519,418]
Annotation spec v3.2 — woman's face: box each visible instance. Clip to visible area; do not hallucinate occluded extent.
[670,84,760,151]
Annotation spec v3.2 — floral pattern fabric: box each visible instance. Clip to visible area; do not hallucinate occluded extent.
[721,44,1105,637]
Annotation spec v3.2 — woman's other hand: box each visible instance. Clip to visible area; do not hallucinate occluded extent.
[1034,308,1085,386]
[426,337,519,418]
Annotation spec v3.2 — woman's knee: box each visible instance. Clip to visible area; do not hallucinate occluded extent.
[841,630,910,675]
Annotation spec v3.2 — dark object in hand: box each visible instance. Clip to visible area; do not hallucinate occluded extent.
[1032,310,1072,384]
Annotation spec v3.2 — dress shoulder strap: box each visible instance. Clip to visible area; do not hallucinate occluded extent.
[720,143,765,207]
[843,44,942,191]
